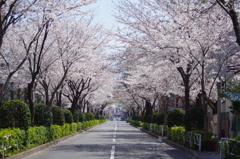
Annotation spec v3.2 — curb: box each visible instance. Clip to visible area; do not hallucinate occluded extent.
[6,124,101,159]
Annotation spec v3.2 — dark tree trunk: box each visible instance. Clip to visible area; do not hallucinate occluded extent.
[177,66,191,110]
[144,99,152,122]
[216,1,240,46]
[27,82,35,126]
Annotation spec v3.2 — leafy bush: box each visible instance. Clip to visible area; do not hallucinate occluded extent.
[152,112,165,125]
[0,99,31,129]
[79,112,86,122]
[49,125,63,140]
[85,112,95,121]
[27,126,48,148]
[73,110,86,122]
[76,122,84,131]
[0,120,107,158]
[169,126,185,144]
[63,109,73,124]
[129,120,143,127]
[142,122,150,131]
[73,110,80,122]
[96,115,106,120]
[62,124,71,136]
[34,103,52,127]
[70,123,78,133]
[0,128,25,157]
[185,106,204,131]
[51,106,65,126]
[167,109,185,128]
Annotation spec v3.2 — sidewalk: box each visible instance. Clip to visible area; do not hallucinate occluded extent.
[140,128,221,159]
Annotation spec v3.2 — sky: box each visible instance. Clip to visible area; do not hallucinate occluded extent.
[83,0,118,30]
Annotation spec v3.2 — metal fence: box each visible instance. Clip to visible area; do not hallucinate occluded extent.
[147,123,201,151]
[1,134,18,159]
[220,138,240,159]
[185,132,202,152]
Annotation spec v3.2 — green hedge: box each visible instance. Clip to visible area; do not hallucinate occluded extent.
[167,109,185,128]
[168,126,185,144]
[0,119,107,158]
[0,100,31,129]
[51,106,65,126]
[34,103,53,127]
[129,119,219,152]
[63,109,73,124]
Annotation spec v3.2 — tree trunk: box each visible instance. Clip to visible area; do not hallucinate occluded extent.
[144,99,152,122]
[27,82,35,126]
[177,66,191,110]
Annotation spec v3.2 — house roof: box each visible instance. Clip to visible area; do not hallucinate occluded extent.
[225,92,240,101]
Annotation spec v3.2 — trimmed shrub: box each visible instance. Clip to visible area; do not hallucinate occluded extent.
[169,126,185,144]
[167,109,185,128]
[73,110,80,122]
[34,103,52,127]
[63,109,73,124]
[79,111,86,122]
[0,99,31,129]
[0,128,25,157]
[27,126,48,148]
[0,120,107,158]
[130,120,143,127]
[96,115,106,120]
[48,125,62,140]
[62,124,71,136]
[51,106,65,126]
[185,106,204,131]
[73,110,86,122]
[70,123,78,133]
[152,112,165,125]
[85,112,95,121]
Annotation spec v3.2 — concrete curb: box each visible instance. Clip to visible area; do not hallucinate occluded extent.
[6,125,100,159]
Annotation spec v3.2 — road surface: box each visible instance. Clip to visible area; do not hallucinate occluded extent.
[24,121,194,159]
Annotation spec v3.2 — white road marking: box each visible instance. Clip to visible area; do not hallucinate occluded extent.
[110,122,117,159]
[110,145,115,159]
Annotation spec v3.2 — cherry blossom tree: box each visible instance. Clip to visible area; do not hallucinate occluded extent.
[115,0,239,138]
[37,15,108,107]
[0,0,98,124]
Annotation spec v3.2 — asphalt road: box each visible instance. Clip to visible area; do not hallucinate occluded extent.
[24,121,195,159]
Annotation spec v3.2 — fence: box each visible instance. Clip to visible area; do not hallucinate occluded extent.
[147,123,201,151]
[1,134,18,159]
[129,120,202,151]
[147,124,165,136]
[185,132,202,152]
[220,138,240,159]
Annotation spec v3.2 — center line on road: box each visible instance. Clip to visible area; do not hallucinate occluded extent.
[110,145,115,159]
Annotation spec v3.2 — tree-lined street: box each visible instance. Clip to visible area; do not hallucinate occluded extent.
[24,121,193,159]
